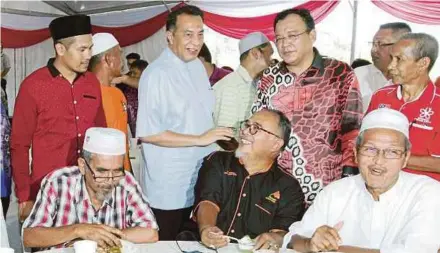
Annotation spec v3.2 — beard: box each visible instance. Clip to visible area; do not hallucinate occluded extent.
[95,183,117,202]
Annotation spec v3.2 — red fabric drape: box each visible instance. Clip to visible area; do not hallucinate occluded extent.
[204,0,341,40]
[1,1,340,48]
[372,0,440,25]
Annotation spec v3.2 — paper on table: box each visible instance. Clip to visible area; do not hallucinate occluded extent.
[120,240,142,253]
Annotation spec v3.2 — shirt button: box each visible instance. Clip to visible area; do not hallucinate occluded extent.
[78,133,82,137]
[231,229,235,234]
[242,193,247,197]
[73,100,77,105]
[77,149,81,154]
[237,213,242,217]
[76,116,79,120]
[246,176,250,179]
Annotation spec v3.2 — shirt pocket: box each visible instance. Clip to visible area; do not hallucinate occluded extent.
[251,197,278,230]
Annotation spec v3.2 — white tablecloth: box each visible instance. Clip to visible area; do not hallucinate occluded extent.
[39,241,299,253]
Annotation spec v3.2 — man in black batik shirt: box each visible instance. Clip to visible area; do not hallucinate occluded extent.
[193,109,305,251]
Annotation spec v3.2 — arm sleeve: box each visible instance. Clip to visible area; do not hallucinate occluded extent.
[22,177,57,228]
[340,71,363,167]
[271,179,305,231]
[10,80,37,202]
[136,70,169,138]
[193,152,224,215]
[250,74,270,115]
[380,183,440,253]
[282,186,331,248]
[125,175,158,229]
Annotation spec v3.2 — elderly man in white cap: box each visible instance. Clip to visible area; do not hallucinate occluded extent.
[22,128,158,251]
[214,32,273,129]
[283,108,440,253]
[89,33,131,172]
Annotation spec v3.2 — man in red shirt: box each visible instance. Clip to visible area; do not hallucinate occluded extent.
[11,15,106,221]
[367,33,440,181]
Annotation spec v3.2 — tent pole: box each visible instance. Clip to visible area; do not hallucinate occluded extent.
[162,1,171,12]
[350,0,358,64]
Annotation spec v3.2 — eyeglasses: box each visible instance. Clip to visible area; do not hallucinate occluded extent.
[275,30,309,44]
[83,158,125,182]
[358,146,406,159]
[368,41,395,48]
[239,120,282,139]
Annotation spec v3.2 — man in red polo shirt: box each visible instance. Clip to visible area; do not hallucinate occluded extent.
[367,32,440,181]
[11,15,106,221]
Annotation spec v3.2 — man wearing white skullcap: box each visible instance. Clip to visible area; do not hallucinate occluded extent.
[89,33,131,172]
[213,32,273,128]
[283,108,440,253]
[23,127,158,250]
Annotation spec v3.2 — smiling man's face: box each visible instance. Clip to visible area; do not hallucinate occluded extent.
[167,14,204,62]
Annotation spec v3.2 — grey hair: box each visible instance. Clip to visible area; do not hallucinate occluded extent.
[379,22,411,38]
[88,51,106,72]
[355,131,412,152]
[400,32,439,72]
[82,150,94,163]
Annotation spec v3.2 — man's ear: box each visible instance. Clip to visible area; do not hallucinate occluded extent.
[55,43,67,56]
[271,138,284,153]
[78,157,86,175]
[309,29,317,44]
[250,48,261,60]
[417,56,430,72]
[166,30,174,45]
[353,146,359,165]
[402,150,411,168]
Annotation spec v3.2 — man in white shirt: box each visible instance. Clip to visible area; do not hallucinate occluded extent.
[136,5,233,240]
[355,22,411,111]
[283,108,440,253]
[214,32,273,128]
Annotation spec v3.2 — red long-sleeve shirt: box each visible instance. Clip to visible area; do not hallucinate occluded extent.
[11,59,106,202]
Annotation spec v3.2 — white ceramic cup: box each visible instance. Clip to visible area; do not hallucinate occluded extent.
[0,248,14,253]
[73,240,97,253]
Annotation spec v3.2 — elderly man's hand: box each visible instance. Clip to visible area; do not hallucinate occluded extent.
[111,75,128,86]
[254,232,283,251]
[307,222,343,252]
[74,223,124,249]
[19,201,35,222]
[200,226,228,249]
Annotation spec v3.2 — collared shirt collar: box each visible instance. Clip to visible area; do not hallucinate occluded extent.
[236,65,254,83]
[279,47,325,75]
[47,58,85,81]
[355,172,402,203]
[396,80,435,104]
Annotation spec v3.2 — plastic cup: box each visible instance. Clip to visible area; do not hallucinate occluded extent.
[0,247,14,253]
[73,240,97,253]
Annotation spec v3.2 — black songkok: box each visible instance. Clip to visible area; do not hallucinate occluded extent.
[49,15,92,41]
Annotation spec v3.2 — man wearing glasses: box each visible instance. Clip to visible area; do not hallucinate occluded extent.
[283,108,440,253]
[22,128,158,251]
[367,33,440,181]
[193,109,305,251]
[251,8,363,205]
[355,22,411,111]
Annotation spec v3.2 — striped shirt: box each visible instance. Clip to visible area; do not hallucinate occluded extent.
[23,166,158,249]
[214,65,256,128]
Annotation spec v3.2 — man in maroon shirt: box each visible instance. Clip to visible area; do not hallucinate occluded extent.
[11,15,106,221]
[198,44,231,86]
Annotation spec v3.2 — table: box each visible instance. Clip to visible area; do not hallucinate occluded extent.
[39,241,299,253]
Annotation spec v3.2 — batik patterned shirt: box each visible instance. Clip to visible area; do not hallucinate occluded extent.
[251,49,363,203]
[23,166,158,249]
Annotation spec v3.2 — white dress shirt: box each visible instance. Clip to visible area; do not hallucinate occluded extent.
[354,64,390,112]
[137,47,216,210]
[283,172,440,253]
[213,65,256,128]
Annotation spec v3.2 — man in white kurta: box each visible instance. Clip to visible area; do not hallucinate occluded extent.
[283,108,440,253]
[136,5,233,240]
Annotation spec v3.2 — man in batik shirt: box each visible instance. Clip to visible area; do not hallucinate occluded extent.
[252,8,363,204]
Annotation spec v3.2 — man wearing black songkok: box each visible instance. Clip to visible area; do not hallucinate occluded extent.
[11,15,107,222]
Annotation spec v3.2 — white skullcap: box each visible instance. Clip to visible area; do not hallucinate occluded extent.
[83,127,126,155]
[92,33,119,56]
[239,32,270,55]
[360,108,409,138]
